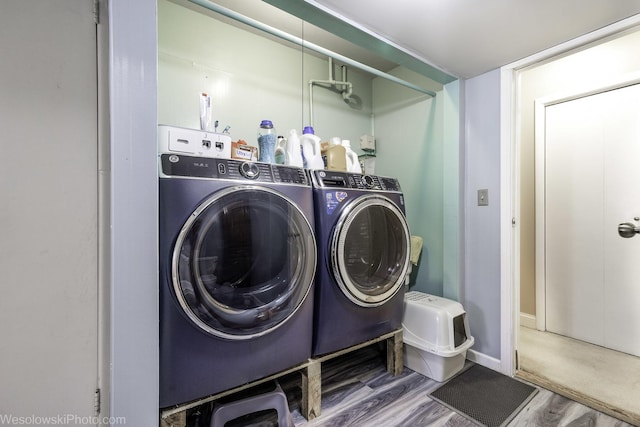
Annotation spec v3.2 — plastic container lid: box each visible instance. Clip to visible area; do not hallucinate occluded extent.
[402,291,474,357]
[260,120,274,129]
[302,126,315,135]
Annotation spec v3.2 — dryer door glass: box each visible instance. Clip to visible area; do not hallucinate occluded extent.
[173,186,316,340]
[332,195,410,307]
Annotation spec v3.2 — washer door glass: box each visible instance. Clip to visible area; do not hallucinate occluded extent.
[173,186,316,340]
[332,195,410,307]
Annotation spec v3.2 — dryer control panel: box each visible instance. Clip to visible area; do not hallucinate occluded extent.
[311,170,402,192]
[160,154,309,185]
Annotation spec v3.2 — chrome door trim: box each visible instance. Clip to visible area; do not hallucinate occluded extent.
[171,185,316,340]
[330,194,411,307]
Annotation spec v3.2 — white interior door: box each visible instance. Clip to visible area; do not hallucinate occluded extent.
[0,0,99,421]
[544,83,640,357]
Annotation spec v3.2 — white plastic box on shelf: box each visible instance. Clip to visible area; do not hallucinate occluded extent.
[158,124,232,159]
[402,291,474,382]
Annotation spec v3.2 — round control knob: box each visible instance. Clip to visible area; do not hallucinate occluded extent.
[361,175,375,188]
[239,162,260,179]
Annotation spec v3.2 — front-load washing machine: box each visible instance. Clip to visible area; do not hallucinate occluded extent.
[159,153,317,408]
[311,170,412,357]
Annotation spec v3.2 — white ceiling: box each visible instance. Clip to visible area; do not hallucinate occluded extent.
[307,0,640,79]
[182,0,402,73]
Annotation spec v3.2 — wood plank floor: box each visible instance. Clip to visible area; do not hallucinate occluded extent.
[280,345,634,427]
[186,344,634,426]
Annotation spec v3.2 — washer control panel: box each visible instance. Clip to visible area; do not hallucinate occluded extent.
[160,154,309,185]
[311,170,401,192]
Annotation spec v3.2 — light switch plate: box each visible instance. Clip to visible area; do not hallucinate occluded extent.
[478,189,489,206]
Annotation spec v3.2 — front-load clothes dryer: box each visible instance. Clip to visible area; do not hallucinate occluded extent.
[159,154,317,408]
[311,170,411,357]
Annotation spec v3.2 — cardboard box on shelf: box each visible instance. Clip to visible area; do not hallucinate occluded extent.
[231,141,258,161]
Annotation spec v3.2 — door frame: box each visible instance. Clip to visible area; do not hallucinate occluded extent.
[533,73,640,332]
[499,15,640,376]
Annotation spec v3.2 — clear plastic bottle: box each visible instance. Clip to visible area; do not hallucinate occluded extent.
[257,120,276,163]
[274,135,286,165]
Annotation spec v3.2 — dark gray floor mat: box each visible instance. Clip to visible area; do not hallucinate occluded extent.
[429,364,538,427]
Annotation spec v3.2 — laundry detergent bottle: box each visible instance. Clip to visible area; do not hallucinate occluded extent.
[257,120,276,163]
[285,129,304,167]
[274,135,286,164]
[301,126,324,170]
[342,139,362,173]
[323,136,347,171]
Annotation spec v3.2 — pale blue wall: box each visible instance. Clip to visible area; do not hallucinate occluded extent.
[373,71,462,301]
[109,0,158,425]
[443,80,462,301]
[463,69,502,359]
[372,68,445,296]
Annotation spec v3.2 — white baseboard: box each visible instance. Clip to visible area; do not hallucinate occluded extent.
[466,314,536,375]
[520,312,536,329]
[466,349,502,372]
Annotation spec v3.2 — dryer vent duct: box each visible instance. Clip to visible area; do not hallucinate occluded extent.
[309,57,362,127]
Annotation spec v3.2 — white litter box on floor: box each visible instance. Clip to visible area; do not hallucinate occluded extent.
[402,291,474,382]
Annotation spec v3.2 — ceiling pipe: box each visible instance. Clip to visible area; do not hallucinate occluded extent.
[309,58,354,127]
[340,64,354,101]
[188,0,438,98]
